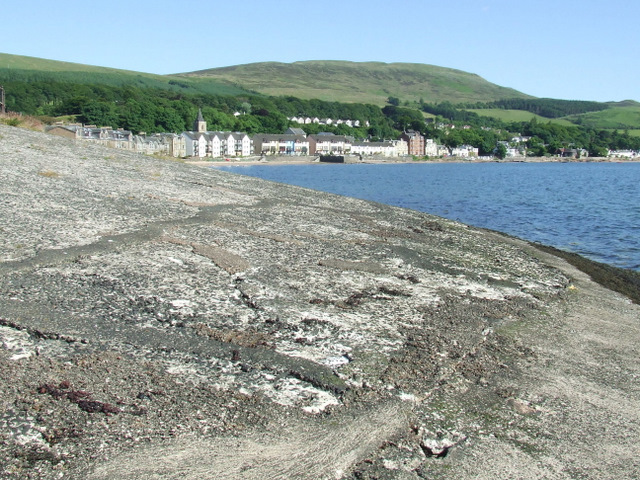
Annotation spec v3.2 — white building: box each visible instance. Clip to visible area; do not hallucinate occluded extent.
[450,145,479,158]
[351,141,396,157]
[425,138,438,157]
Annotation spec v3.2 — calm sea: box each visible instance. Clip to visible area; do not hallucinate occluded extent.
[214,162,640,271]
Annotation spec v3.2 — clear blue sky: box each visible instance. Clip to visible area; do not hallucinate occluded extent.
[3,0,638,102]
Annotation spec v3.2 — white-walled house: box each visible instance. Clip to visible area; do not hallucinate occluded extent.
[308,134,353,155]
[351,141,396,157]
[229,132,253,157]
[183,132,208,158]
[253,134,309,155]
[437,144,451,157]
[182,131,253,158]
[392,139,408,157]
[450,145,479,158]
[425,138,438,157]
[608,149,638,158]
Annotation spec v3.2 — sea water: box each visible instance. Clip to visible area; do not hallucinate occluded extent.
[215,162,640,271]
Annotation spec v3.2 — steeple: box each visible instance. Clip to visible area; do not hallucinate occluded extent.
[194,108,207,133]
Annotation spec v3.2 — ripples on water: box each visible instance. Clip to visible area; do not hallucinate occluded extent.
[215,162,640,271]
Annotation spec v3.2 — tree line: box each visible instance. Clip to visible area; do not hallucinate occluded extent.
[464,98,610,118]
[1,79,400,140]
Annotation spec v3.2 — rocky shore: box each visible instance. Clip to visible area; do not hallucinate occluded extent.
[1,124,639,479]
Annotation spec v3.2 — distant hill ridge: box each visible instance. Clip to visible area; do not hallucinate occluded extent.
[177,60,532,105]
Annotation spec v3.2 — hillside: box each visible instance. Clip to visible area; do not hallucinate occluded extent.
[0,52,251,96]
[177,60,532,105]
[566,102,640,129]
[468,108,578,126]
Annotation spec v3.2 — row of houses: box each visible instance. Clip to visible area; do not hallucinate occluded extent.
[401,130,478,157]
[499,136,640,159]
[46,124,187,157]
[46,113,481,159]
[288,116,368,128]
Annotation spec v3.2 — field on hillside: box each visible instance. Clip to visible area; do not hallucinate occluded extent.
[468,109,576,126]
[567,105,640,130]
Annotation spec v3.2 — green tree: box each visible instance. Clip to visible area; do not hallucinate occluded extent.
[80,100,119,126]
[495,143,507,159]
[526,136,547,157]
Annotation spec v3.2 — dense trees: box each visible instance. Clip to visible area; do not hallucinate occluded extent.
[1,79,396,138]
[485,98,609,118]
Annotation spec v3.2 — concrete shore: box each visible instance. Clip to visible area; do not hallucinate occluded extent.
[1,124,639,479]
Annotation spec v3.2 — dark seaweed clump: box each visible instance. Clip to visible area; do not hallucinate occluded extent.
[532,243,640,305]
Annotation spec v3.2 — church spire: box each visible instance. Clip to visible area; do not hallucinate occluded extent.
[194,108,207,133]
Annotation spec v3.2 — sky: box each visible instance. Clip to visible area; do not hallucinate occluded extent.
[2,0,638,102]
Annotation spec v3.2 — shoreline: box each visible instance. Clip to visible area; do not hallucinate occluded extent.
[190,156,640,274]
[187,155,640,167]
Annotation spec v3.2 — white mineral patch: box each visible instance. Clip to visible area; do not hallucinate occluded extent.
[167,257,184,265]
[0,326,35,361]
[398,392,418,402]
[322,356,350,368]
[170,299,192,308]
[383,459,399,470]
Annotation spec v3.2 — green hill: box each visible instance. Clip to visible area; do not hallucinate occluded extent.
[0,52,251,96]
[176,60,532,105]
[566,101,640,130]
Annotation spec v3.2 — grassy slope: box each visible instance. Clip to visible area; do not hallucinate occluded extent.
[468,108,577,126]
[0,52,251,96]
[470,102,640,130]
[566,103,640,129]
[177,60,532,105]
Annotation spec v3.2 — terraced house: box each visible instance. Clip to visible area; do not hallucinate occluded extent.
[308,133,354,155]
[182,109,253,158]
[253,133,309,155]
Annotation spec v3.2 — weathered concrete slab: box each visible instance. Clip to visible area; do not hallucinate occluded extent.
[1,124,638,479]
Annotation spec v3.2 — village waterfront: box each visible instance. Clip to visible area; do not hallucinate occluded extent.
[215,161,640,271]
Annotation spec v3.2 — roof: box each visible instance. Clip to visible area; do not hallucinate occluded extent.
[286,127,307,136]
[309,134,355,143]
[254,134,308,142]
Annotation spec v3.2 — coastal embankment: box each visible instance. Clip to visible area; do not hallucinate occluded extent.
[1,124,639,479]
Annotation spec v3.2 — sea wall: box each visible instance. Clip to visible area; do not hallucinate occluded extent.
[1,124,639,479]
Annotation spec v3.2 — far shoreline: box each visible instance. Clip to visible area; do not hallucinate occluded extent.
[187,155,640,168]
